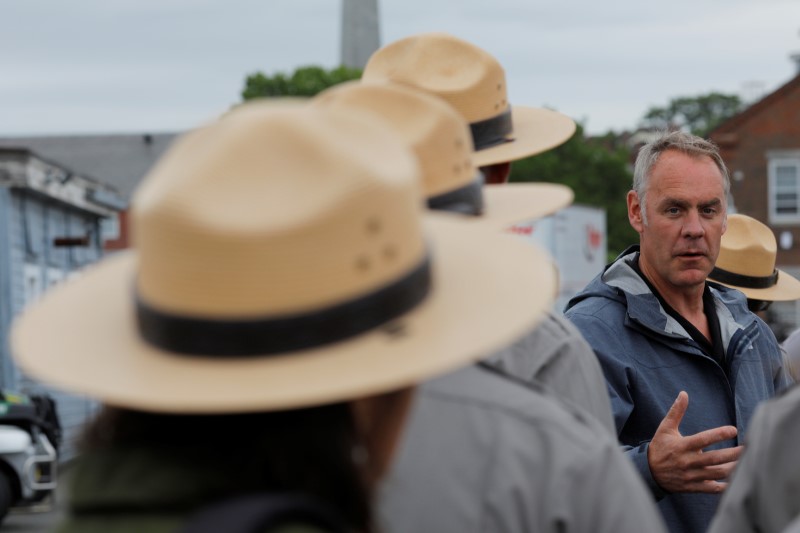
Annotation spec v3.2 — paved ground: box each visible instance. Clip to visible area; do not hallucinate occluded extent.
[1,492,63,531]
[2,502,61,531]
[2,507,60,531]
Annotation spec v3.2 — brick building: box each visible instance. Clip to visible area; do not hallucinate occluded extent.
[710,70,800,334]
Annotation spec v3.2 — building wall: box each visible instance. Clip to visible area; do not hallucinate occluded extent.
[0,190,14,390]
[2,188,104,460]
[103,209,131,251]
[714,78,800,266]
[711,76,800,336]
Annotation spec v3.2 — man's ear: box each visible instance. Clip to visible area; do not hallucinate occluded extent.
[721,214,728,235]
[627,190,644,233]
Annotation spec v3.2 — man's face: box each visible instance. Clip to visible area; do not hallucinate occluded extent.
[627,150,727,296]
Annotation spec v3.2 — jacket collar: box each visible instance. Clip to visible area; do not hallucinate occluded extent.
[601,245,755,346]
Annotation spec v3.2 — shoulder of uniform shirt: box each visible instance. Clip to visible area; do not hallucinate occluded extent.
[417,363,607,436]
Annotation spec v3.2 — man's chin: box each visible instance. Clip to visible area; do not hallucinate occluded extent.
[673,271,710,288]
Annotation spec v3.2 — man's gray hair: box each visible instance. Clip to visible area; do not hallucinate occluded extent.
[632,130,730,225]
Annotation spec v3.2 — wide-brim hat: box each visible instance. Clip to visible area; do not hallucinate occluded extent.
[709,214,800,301]
[11,101,556,414]
[362,32,576,168]
[313,81,572,230]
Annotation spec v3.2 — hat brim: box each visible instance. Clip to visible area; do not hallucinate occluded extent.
[476,183,573,230]
[471,106,576,167]
[711,268,800,302]
[11,214,555,414]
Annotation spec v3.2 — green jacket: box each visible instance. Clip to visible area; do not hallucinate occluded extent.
[56,447,329,533]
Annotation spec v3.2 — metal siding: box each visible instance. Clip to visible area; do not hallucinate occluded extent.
[0,189,14,390]
[7,190,103,461]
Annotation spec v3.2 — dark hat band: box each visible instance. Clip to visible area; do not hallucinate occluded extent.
[135,254,432,357]
[470,106,513,151]
[426,174,484,217]
[709,266,779,289]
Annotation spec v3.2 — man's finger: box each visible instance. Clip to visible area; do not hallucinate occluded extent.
[683,425,739,451]
[695,446,743,468]
[658,391,689,433]
[701,460,739,482]
[694,479,728,494]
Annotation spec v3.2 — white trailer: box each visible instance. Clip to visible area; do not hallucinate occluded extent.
[508,205,607,312]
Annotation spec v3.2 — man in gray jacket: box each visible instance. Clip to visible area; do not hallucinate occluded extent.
[565,130,791,533]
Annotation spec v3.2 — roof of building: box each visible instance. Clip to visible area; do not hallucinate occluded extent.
[0,132,180,200]
[710,72,800,137]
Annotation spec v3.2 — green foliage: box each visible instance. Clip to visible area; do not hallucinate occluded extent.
[241,65,362,100]
[509,124,636,258]
[639,92,743,137]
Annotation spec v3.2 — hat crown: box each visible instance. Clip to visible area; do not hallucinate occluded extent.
[715,214,776,277]
[314,81,477,198]
[133,103,426,317]
[363,32,509,123]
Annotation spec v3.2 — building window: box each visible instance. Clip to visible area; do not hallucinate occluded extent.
[769,154,800,225]
[100,213,120,242]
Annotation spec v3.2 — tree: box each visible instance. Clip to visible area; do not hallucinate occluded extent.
[241,65,362,100]
[510,124,636,259]
[639,92,743,137]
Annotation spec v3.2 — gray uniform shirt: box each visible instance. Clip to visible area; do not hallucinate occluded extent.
[781,327,800,382]
[378,364,667,533]
[708,385,800,533]
[484,310,616,436]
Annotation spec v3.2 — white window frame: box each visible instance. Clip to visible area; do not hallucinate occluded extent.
[768,150,800,225]
[100,212,121,242]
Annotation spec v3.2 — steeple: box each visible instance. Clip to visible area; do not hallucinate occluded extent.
[341,0,380,69]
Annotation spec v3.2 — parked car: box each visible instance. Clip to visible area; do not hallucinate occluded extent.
[0,391,60,523]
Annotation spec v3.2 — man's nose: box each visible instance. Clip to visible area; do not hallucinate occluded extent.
[682,211,705,238]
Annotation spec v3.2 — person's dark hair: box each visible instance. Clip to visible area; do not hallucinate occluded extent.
[747,298,772,313]
[80,402,372,532]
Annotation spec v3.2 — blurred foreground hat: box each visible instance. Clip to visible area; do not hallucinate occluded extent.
[362,32,576,167]
[709,214,800,301]
[11,101,556,414]
[314,81,572,229]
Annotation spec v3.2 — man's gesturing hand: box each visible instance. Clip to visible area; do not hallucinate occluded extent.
[648,391,742,494]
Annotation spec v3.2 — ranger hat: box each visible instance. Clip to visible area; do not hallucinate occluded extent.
[11,101,556,414]
[709,214,800,301]
[362,32,576,168]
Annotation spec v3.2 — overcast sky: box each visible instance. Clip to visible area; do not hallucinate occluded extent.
[2,0,799,137]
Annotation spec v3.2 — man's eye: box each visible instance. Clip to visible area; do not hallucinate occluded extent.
[666,207,680,215]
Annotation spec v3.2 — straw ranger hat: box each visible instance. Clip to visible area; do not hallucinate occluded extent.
[362,32,576,168]
[708,214,800,301]
[313,81,572,229]
[11,101,556,414]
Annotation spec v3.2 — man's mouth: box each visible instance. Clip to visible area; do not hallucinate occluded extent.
[677,251,706,259]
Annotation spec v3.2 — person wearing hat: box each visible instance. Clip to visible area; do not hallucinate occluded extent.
[360,31,616,435]
[708,214,800,315]
[312,74,666,532]
[706,214,800,382]
[362,32,576,186]
[565,130,792,533]
[11,103,560,532]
